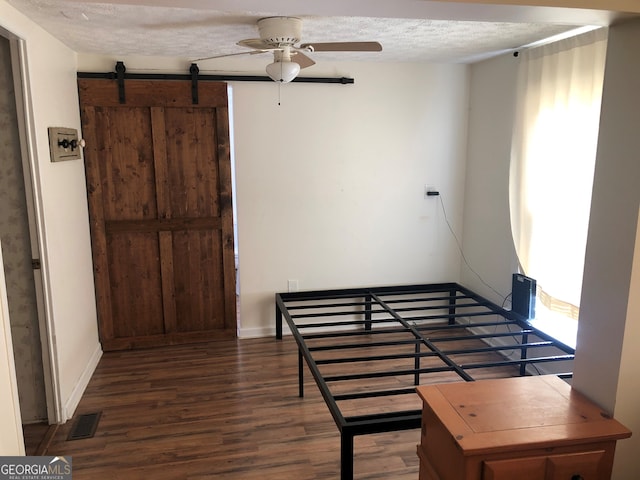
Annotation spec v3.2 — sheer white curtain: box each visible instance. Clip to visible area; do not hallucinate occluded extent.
[509,28,608,318]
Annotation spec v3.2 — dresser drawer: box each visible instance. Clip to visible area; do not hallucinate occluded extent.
[545,450,606,479]
[483,450,606,480]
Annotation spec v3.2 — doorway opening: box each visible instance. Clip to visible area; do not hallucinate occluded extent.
[0,30,56,453]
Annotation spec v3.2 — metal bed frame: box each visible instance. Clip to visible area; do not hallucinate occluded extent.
[275,282,575,480]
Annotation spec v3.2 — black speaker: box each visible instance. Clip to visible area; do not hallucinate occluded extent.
[512,274,536,319]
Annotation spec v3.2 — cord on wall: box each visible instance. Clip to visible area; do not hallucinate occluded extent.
[436,194,506,303]
[435,196,544,371]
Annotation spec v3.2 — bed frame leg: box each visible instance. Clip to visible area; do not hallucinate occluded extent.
[340,433,354,480]
[520,332,529,376]
[298,349,304,397]
[414,342,421,385]
[364,294,372,331]
[276,305,283,339]
[448,287,457,325]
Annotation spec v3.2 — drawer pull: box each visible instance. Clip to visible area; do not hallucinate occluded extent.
[571,475,584,480]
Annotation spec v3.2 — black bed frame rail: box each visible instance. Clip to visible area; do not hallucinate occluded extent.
[275,282,575,480]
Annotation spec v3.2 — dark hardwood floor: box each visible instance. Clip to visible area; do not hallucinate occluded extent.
[42,334,516,479]
[22,422,51,455]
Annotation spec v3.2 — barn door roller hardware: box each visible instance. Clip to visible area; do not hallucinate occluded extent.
[77,61,355,88]
[190,63,199,105]
[115,61,126,104]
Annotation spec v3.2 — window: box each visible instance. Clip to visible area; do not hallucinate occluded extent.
[509,28,608,331]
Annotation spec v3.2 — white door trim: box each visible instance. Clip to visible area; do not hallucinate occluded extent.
[4,30,63,425]
[0,241,26,455]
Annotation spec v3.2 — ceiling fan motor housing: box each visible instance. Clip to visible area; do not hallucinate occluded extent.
[258,16,303,46]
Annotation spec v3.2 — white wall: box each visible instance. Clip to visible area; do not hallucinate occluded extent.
[612,207,640,478]
[232,62,470,335]
[462,53,520,303]
[78,54,472,337]
[0,0,101,422]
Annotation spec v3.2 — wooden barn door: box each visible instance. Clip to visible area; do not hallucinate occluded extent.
[78,79,236,351]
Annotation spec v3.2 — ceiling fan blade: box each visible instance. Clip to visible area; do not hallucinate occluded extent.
[146,15,259,31]
[238,38,279,50]
[193,50,267,62]
[291,51,316,69]
[300,41,382,52]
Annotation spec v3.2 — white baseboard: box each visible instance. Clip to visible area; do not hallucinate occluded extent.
[238,325,292,339]
[63,342,102,422]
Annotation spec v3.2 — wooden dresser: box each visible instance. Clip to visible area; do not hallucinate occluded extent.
[416,375,631,480]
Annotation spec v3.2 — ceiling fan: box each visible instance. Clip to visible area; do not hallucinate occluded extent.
[197,16,383,83]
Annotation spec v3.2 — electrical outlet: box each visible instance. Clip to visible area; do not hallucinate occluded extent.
[288,279,298,292]
[425,185,440,197]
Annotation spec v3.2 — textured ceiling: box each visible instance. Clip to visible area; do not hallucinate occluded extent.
[3,0,628,65]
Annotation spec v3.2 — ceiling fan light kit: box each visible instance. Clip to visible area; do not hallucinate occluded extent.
[266,60,300,83]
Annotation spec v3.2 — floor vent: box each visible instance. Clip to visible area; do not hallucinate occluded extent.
[67,412,101,441]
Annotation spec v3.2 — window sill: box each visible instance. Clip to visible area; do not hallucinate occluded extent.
[527,305,578,350]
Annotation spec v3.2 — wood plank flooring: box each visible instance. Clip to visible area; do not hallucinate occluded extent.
[44,335,517,479]
[22,422,51,455]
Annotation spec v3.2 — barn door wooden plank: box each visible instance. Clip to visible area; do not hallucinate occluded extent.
[216,106,238,330]
[107,231,164,339]
[100,105,165,341]
[81,105,114,341]
[163,106,230,334]
[151,107,177,334]
[79,78,236,350]
[159,231,177,334]
[151,107,172,220]
[78,79,228,108]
